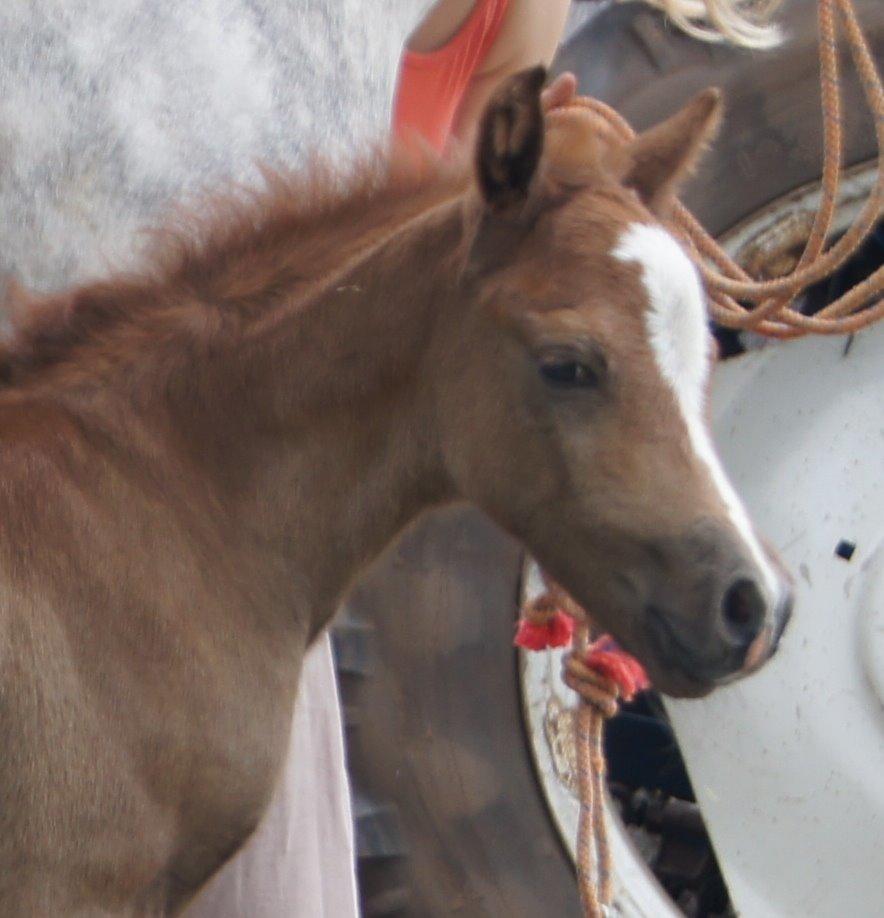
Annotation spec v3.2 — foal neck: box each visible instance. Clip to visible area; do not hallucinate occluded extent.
[149,184,470,633]
[1,161,469,632]
[181,190,466,630]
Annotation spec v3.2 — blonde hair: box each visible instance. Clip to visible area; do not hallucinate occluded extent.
[631,0,784,49]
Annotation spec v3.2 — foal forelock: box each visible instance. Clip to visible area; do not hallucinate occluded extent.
[612,223,779,599]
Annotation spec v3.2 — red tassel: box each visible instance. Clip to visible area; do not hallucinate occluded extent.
[585,637,650,701]
[514,609,575,650]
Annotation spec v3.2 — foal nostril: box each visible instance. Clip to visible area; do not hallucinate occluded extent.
[720,577,766,648]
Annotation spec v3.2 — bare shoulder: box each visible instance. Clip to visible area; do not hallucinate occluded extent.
[474,0,571,74]
[407,0,570,70]
[407,0,477,52]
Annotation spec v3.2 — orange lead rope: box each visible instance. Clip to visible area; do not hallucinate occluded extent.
[516,587,649,917]
[568,628,649,917]
[562,0,883,339]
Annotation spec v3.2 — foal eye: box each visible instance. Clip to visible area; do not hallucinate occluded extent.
[539,359,600,389]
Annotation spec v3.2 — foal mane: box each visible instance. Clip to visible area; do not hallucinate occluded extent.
[0,148,468,389]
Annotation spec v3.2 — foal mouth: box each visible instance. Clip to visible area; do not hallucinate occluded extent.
[643,604,740,690]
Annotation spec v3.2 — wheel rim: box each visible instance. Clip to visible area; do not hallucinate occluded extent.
[518,160,882,917]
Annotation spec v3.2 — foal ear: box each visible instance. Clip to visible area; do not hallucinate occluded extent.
[621,88,723,215]
[475,66,547,213]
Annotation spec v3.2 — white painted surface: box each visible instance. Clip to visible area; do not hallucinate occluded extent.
[667,321,884,917]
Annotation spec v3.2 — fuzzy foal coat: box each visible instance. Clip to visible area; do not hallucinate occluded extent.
[0,159,467,914]
[0,70,752,914]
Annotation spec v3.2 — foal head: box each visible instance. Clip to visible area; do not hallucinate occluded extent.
[435,69,792,697]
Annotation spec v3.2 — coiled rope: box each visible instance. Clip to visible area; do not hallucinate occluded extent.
[567,0,884,338]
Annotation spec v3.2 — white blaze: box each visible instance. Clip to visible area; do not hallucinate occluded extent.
[612,222,779,600]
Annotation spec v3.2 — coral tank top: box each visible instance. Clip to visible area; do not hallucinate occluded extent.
[392,0,511,151]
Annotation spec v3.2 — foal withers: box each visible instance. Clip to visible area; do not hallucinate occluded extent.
[0,69,790,913]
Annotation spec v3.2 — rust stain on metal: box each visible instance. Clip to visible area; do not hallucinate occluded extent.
[543,694,580,797]
[740,210,815,279]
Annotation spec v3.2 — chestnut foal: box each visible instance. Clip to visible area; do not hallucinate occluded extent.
[0,69,790,914]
